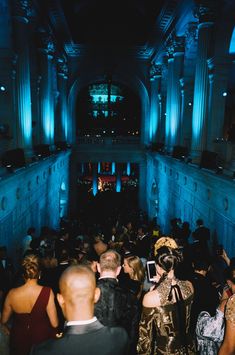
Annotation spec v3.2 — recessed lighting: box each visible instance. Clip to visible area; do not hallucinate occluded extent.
[0,86,6,91]
[223,92,227,97]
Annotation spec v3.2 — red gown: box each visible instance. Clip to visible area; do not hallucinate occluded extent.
[10,286,57,355]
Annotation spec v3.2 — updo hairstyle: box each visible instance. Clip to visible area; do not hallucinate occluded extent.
[154,246,183,273]
[22,254,41,279]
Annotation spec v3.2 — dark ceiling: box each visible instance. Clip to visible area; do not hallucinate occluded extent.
[59,0,165,45]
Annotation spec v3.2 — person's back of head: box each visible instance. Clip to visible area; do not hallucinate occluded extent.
[58,264,100,320]
[192,259,210,273]
[196,219,204,227]
[22,254,41,280]
[98,249,121,275]
[155,246,183,273]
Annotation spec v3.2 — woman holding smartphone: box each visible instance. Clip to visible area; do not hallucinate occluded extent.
[137,245,196,355]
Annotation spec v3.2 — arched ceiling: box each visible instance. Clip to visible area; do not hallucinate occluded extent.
[59,0,165,45]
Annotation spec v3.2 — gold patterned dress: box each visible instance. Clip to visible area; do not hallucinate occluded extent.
[225,294,235,326]
[137,278,196,355]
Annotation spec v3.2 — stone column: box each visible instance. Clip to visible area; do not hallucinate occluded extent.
[56,57,68,143]
[92,163,98,196]
[38,29,55,146]
[111,162,115,175]
[126,162,131,176]
[165,55,174,152]
[207,57,230,150]
[149,64,162,144]
[179,78,185,145]
[116,163,122,193]
[191,3,215,161]
[170,36,185,148]
[12,0,33,158]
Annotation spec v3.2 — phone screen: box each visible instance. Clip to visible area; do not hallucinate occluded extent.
[147,262,156,281]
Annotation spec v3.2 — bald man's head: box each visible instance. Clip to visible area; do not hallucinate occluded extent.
[58,265,99,311]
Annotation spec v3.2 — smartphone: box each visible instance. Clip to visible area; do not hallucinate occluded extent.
[146,260,156,282]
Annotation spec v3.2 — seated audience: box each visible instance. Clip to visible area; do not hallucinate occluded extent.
[30,265,129,355]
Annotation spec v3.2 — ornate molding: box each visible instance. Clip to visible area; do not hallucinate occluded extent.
[37,28,55,55]
[193,1,215,23]
[166,34,185,57]
[13,0,35,22]
[57,58,68,78]
[185,22,198,50]
[150,64,162,81]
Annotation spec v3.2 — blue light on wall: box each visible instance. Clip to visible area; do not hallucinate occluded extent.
[116,176,121,192]
[112,162,116,175]
[229,27,235,54]
[127,162,131,176]
[98,162,101,173]
[93,179,98,196]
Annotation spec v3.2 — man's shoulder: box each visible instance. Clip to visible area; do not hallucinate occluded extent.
[30,326,128,355]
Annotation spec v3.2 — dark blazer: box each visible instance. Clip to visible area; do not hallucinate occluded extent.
[30,320,129,355]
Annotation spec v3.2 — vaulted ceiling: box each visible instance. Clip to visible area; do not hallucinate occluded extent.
[58,0,165,45]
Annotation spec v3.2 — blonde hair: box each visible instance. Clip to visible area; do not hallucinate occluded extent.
[125,255,145,282]
[99,250,121,272]
[22,254,41,279]
[154,236,178,256]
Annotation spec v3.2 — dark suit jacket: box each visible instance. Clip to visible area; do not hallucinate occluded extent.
[30,320,129,355]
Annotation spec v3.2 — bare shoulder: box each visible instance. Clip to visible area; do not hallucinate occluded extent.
[143,290,160,308]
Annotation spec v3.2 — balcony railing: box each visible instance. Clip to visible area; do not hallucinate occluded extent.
[77,136,140,145]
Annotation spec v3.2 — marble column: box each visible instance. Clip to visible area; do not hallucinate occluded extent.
[12,0,33,158]
[126,162,131,176]
[111,162,116,175]
[92,163,98,196]
[170,38,184,148]
[38,30,55,146]
[165,56,174,152]
[179,78,185,145]
[207,58,230,150]
[116,164,122,193]
[191,4,214,161]
[56,58,68,143]
[149,64,162,144]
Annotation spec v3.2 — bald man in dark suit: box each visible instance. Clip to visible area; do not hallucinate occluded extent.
[30,265,129,355]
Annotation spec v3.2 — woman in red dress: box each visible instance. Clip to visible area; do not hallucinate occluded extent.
[1,254,58,355]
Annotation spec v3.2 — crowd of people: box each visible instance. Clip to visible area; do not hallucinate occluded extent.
[0,209,235,355]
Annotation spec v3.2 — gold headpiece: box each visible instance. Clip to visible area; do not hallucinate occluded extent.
[154,236,178,256]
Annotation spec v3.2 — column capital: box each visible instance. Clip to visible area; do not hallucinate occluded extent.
[13,0,35,23]
[149,63,162,81]
[185,22,198,49]
[166,34,185,57]
[57,58,68,78]
[193,1,216,24]
[37,28,56,56]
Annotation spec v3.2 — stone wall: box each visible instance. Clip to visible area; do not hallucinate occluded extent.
[0,151,70,262]
[146,153,235,257]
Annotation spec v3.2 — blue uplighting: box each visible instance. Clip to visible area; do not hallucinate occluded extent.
[127,162,131,176]
[112,162,115,175]
[229,27,235,54]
